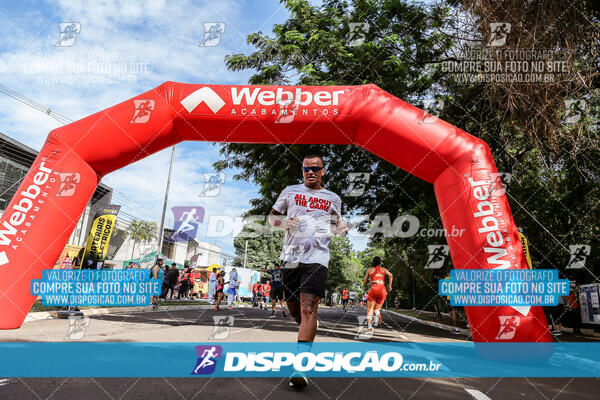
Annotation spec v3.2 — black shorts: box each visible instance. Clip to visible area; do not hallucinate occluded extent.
[270,285,284,301]
[281,262,328,301]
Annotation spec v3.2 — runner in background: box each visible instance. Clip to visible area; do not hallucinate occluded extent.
[266,262,287,317]
[331,291,338,308]
[342,288,349,312]
[349,290,356,309]
[363,256,393,335]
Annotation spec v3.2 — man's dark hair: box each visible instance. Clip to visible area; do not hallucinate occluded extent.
[303,154,324,166]
[372,256,382,267]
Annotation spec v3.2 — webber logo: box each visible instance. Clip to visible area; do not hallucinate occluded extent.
[180,86,346,118]
[0,161,53,266]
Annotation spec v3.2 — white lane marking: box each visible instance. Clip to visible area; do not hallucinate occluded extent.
[0,378,11,387]
[465,388,493,400]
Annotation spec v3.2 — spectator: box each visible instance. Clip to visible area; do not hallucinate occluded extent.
[167,263,179,299]
[208,268,218,304]
[178,268,190,299]
[566,284,581,334]
[227,268,239,309]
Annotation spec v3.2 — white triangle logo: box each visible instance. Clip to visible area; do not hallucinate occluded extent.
[181,87,226,114]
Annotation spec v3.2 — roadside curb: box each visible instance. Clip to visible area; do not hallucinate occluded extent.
[24,303,254,323]
[384,309,471,336]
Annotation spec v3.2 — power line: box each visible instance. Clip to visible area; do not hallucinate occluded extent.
[0,84,74,125]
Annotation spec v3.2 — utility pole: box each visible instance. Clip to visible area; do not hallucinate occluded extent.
[411,265,416,310]
[243,240,248,268]
[157,145,176,259]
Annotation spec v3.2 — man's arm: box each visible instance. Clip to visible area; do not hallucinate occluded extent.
[269,209,300,231]
[363,268,370,285]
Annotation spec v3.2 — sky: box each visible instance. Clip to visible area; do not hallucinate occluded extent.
[0,0,365,260]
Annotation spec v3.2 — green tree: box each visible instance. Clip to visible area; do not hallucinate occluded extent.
[232,221,284,270]
[220,0,600,309]
[124,220,158,259]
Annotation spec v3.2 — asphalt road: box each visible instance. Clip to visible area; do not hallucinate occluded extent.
[0,305,598,399]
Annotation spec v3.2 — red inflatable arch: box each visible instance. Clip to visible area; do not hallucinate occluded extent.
[0,82,550,342]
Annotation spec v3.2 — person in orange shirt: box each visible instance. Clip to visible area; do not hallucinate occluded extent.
[341,288,349,312]
[363,256,393,335]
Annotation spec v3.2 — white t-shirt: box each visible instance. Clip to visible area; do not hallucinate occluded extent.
[273,183,342,268]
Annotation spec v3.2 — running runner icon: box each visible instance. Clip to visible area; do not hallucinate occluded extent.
[191,345,222,375]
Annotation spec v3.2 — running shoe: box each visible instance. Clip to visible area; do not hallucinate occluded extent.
[289,371,308,389]
[227,306,233,309]
[282,310,287,317]
[373,318,379,328]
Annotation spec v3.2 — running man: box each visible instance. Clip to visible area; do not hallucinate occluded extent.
[268,154,348,388]
[363,256,393,335]
[266,262,287,317]
[349,290,356,309]
[341,288,349,312]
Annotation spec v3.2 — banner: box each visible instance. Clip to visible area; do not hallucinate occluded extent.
[518,231,533,269]
[82,205,120,268]
[53,244,83,270]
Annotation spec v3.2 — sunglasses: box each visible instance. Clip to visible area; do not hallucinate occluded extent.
[302,166,323,173]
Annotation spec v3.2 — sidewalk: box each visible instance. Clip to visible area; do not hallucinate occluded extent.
[24,300,253,323]
[384,307,600,340]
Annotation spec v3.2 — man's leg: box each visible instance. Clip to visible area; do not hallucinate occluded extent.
[287,300,301,324]
[298,292,320,342]
[208,284,215,304]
